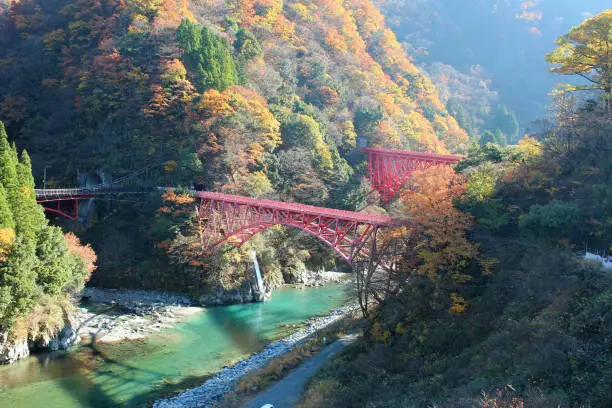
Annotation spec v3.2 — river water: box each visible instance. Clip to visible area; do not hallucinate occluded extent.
[0,284,348,408]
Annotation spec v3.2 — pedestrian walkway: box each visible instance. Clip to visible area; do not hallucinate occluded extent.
[242,335,357,408]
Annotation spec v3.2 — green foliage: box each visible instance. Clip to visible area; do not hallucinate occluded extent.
[464,163,501,202]
[479,130,495,146]
[484,104,518,144]
[546,10,612,103]
[0,122,88,330]
[234,28,262,61]
[354,103,383,140]
[0,184,14,230]
[455,143,511,172]
[519,201,579,239]
[281,114,334,172]
[177,19,238,91]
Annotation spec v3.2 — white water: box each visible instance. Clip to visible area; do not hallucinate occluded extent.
[251,250,265,293]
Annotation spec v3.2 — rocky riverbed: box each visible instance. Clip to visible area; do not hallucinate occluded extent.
[153,304,357,408]
[73,287,203,343]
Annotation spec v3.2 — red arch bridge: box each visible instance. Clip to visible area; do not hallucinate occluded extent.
[35,188,405,264]
[195,191,405,264]
[34,148,462,262]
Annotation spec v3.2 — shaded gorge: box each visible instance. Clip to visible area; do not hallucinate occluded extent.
[0,284,348,408]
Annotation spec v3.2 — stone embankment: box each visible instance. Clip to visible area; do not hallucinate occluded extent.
[154,304,356,408]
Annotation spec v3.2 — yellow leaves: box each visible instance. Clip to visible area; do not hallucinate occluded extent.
[0,227,15,260]
[153,0,195,28]
[229,86,281,150]
[197,89,235,119]
[449,293,468,315]
[288,3,315,23]
[237,0,284,29]
[434,115,469,154]
[375,120,400,147]
[314,140,334,171]
[273,15,298,43]
[42,29,66,51]
[400,166,477,289]
[479,257,498,277]
[517,136,542,159]
[163,160,177,173]
[340,120,357,149]
[161,58,188,83]
[243,171,273,197]
[377,92,402,117]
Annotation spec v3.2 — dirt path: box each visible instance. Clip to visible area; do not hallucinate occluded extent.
[241,335,357,408]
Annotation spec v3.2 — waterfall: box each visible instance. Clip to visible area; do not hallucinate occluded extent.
[250,250,265,294]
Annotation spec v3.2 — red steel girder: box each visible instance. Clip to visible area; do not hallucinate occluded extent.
[362,147,462,203]
[196,191,401,264]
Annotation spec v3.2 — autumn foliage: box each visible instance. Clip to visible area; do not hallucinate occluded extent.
[64,232,97,277]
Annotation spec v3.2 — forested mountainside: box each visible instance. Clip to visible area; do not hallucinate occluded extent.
[376,0,609,126]
[0,0,467,186]
[296,10,612,407]
[0,0,470,291]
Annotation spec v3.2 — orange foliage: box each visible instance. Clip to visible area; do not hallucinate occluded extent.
[325,28,347,52]
[401,166,476,285]
[154,0,195,28]
[196,89,235,120]
[162,188,195,205]
[64,232,97,276]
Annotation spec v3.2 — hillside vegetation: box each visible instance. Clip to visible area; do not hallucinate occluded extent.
[296,11,612,408]
[0,0,468,291]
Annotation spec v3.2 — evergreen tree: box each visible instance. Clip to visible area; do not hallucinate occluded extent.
[177,20,238,91]
[487,104,519,143]
[494,128,507,146]
[0,184,14,230]
[10,149,44,243]
[0,122,18,191]
[479,130,496,146]
[0,121,89,330]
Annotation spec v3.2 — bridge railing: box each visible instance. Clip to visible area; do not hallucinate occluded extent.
[34,186,150,200]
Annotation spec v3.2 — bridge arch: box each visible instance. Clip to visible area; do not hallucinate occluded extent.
[197,192,397,264]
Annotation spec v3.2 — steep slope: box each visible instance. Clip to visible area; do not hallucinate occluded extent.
[375,0,609,125]
[0,0,468,290]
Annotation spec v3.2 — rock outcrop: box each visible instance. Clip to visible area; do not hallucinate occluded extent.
[0,318,80,365]
[197,279,270,306]
[0,332,29,365]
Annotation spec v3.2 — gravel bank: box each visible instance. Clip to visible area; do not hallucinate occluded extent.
[73,287,202,343]
[154,304,356,408]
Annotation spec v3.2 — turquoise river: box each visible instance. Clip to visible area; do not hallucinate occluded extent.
[0,284,348,408]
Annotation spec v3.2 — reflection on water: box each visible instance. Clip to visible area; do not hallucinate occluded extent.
[0,284,348,408]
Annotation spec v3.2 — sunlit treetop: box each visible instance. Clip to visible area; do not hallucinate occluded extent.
[546,10,611,107]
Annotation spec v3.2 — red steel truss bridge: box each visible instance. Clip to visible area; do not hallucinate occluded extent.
[35,187,405,264]
[34,147,461,262]
[196,191,405,264]
[362,147,462,202]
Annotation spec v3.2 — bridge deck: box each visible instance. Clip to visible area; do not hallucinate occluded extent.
[35,188,147,202]
[195,191,399,226]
